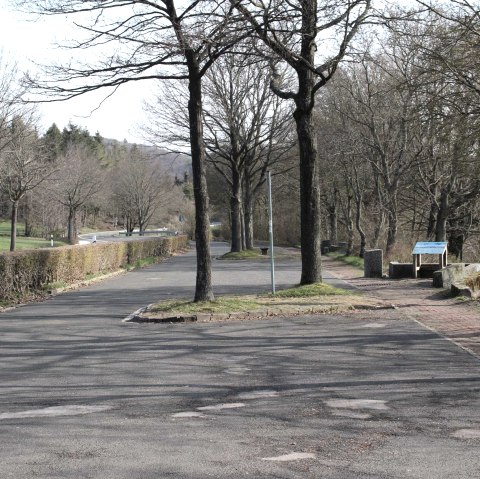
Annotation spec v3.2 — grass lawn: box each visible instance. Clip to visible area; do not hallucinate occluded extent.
[326,252,364,269]
[0,222,66,251]
[0,236,66,251]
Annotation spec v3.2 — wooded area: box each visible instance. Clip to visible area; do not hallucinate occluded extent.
[1,0,480,300]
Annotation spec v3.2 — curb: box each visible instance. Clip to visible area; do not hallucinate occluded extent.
[123,303,394,324]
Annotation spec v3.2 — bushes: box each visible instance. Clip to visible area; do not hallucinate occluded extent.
[0,235,188,301]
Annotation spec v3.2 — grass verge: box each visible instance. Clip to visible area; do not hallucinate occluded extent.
[218,249,263,260]
[145,282,375,319]
[151,297,262,314]
[0,236,66,251]
[326,252,364,269]
[270,282,350,297]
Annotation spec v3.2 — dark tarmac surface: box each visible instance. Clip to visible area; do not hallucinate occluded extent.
[1,243,479,478]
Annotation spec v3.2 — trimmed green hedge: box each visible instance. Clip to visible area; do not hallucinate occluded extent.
[0,235,188,301]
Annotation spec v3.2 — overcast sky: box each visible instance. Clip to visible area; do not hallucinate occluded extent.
[0,0,152,143]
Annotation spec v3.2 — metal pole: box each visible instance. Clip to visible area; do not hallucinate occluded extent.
[267,171,275,295]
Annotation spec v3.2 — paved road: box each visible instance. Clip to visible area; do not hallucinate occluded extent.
[1,243,479,478]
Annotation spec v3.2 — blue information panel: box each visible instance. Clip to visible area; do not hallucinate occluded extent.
[412,242,448,255]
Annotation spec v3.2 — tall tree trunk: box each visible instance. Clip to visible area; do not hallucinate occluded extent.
[24,194,32,237]
[240,206,246,251]
[244,199,254,250]
[345,195,354,257]
[355,198,366,258]
[126,216,135,236]
[230,167,243,252]
[435,189,449,242]
[294,68,322,284]
[243,181,255,250]
[426,201,438,240]
[187,64,213,301]
[67,207,77,245]
[328,205,337,245]
[386,209,397,255]
[10,201,18,252]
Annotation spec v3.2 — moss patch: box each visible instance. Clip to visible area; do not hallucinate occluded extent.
[271,282,350,298]
[151,297,261,314]
[143,282,386,322]
[219,250,263,260]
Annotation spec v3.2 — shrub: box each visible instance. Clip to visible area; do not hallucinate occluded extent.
[0,235,188,301]
[465,273,480,292]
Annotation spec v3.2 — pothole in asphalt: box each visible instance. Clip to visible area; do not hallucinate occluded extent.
[0,405,112,420]
[452,429,480,439]
[172,411,205,419]
[331,410,372,419]
[262,452,316,462]
[197,402,246,411]
[325,399,389,411]
[237,390,279,400]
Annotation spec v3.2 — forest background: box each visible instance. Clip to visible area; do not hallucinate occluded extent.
[0,0,479,270]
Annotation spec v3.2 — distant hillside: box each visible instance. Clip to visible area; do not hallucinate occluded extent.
[103,138,192,178]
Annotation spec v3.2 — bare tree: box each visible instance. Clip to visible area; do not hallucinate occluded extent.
[51,145,104,244]
[202,56,294,251]
[232,0,372,284]
[0,118,53,251]
[0,52,29,155]
[16,0,241,301]
[145,53,295,252]
[112,147,173,236]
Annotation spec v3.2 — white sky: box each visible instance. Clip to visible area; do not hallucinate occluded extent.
[0,0,153,143]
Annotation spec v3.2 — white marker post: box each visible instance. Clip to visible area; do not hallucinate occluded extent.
[267,171,275,295]
[50,234,53,247]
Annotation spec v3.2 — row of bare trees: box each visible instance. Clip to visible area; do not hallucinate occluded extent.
[15,0,374,301]
[0,96,187,251]
[317,1,480,260]
[10,0,480,300]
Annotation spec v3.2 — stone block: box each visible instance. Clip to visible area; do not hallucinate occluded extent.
[465,263,480,276]
[364,249,383,278]
[432,270,443,288]
[389,262,414,279]
[321,240,331,255]
[441,263,465,290]
[451,283,474,298]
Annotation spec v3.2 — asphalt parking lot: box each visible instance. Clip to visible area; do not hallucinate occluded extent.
[1,245,479,478]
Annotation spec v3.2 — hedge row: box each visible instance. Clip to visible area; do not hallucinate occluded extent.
[0,235,188,301]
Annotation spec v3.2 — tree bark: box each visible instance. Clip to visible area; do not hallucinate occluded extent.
[10,201,18,252]
[244,196,254,250]
[327,201,338,245]
[294,90,322,284]
[355,198,366,258]
[386,208,397,255]
[187,62,213,301]
[345,195,354,257]
[67,207,77,245]
[435,188,449,242]
[230,167,243,253]
[24,195,32,237]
